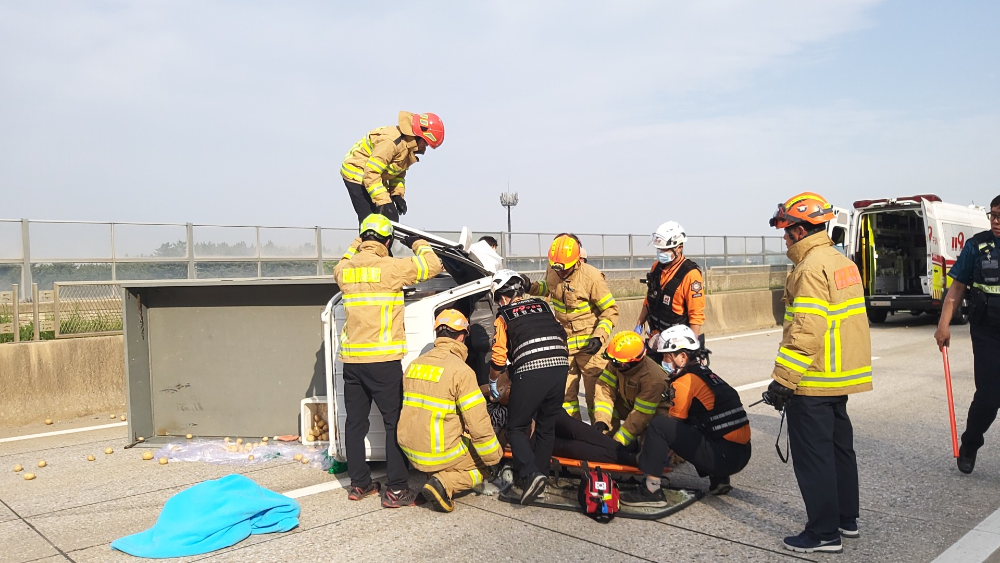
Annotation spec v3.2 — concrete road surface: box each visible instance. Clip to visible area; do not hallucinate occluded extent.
[2,314,999,562]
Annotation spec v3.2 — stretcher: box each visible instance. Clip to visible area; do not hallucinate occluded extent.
[497,452,701,520]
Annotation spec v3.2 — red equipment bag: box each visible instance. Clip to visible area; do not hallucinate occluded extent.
[577,461,619,523]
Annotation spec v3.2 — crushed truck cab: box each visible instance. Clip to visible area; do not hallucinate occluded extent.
[322,224,498,462]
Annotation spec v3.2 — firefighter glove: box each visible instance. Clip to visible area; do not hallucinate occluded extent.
[594,421,610,434]
[582,337,602,355]
[401,234,422,249]
[391,195,407,215]
[763,380,794,412]
[376,202,397,218]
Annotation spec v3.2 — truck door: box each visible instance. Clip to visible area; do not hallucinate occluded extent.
[858,213,876,295]
[922,200,944,299]
[827,207,851,255]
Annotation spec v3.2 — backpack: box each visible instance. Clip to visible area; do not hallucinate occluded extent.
[577,461,620,523]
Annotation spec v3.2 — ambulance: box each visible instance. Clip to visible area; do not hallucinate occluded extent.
[846,194,989,323]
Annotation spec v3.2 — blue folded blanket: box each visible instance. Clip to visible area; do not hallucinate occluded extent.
[111,474,300,558]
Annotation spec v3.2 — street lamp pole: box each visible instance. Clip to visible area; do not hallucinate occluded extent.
[500,191,519,255]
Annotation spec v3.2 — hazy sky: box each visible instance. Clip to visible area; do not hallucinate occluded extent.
[2,0,998,237]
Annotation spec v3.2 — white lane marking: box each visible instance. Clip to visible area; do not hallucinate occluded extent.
[734,379,772,393]
[282,471,385,499]
[0,422,127,443]
[931,506,1000,563]
[706,329,782,342]
[872,356,881,361]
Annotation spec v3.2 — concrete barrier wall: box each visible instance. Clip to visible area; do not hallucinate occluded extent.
[0,335,125,427]
[0,290,784,427]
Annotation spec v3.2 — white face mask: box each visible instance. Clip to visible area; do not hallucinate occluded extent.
[656,249,675,264]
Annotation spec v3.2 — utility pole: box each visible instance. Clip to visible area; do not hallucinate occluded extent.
[500,191,519,255]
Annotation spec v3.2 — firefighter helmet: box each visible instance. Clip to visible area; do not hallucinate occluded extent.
[411,112,445,148]
[604,331,646,363]
[769,192,835,229]
[490,269,527,302]
[651,221,687,250]
[548,234,581,272]
[655,325,701,354]
[434,309,470,332]
[359,214,394,240]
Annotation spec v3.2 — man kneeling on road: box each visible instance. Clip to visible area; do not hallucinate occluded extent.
[621,326,751,506]
[397,309,502,513]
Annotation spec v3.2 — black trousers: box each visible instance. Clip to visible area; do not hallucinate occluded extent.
[344,179,398,224]
[553,411,621,463]
[962,324,1000,450]
[506,366,566,480]
[786,395,859,541]
[637,416,751,478]
[343,361,409,490]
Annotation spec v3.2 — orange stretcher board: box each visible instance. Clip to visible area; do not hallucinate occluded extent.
[501,450,672,476]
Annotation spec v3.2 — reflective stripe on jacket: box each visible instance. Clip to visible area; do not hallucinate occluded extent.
[397,338,502,471]
[333,238,443,363]
[592,356,669,446]
[340,112,420,206]
[772,232,873,396]
[529,262,619,354]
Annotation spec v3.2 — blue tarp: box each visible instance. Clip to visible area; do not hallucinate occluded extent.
[111,474,300,558]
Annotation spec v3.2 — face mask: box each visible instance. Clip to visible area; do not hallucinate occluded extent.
[656,249,674,264]
[661,360,676,375]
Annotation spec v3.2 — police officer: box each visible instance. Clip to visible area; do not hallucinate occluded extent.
[935,195,1000,474]
[762,192,872,554]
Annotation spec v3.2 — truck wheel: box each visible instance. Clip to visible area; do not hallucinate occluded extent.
[951,297,971,326]
[868,309,888,324]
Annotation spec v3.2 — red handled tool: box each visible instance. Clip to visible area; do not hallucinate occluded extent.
[942,348,959,458]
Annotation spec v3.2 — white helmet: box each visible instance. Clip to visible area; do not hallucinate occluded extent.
[655,325,700,354]
[490,269,527,301]
[651,221,687,250]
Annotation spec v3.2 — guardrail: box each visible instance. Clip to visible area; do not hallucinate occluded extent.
[0,282,124,342]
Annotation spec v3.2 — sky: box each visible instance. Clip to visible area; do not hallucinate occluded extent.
[1,0,998,237]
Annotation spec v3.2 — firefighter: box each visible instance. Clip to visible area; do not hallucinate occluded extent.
[340,111,444,224]
[762,192,872,554]
[529,234,619,420]
[489,269,569,505]
[397,309,502,513]
[934,194,1000,475]
[635,221,706,344]
[332,213,443,508]
[592,331,670,449]
[620,325,751,506]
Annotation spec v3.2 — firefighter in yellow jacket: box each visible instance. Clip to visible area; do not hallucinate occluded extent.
[332,214,443,508]
[530,234,619,420]
[397,309,502,513]
[592,331,670,448]
[340,111,445,224]
[761,192,872,554]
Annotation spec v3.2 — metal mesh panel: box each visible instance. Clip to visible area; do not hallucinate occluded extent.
[54,283,123,338]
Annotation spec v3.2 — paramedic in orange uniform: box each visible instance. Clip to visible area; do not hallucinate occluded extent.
[635,221,706,344]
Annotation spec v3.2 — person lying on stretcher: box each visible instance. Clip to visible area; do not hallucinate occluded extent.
[481,370,637,467]
[621,326,752,506]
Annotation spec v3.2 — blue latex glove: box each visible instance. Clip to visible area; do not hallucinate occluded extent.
[634,323,644,335]
[489,379,500,400]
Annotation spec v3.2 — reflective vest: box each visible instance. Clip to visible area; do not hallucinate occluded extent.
[969,231,1000,327]
[497,297,569,375]
[646,259,700,331]
[531,262,618,353]
[340,112,421,207]
[592,355,670,446]
[679,364,749,441]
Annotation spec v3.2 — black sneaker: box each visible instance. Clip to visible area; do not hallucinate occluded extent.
[708,475,732,496]
[382,487,425,508]
[520,473,547,505]
[421,476,454,513]
[839,519,860,539]
[958,445,977,474]
[347,481,381,501]
[783,532,843,553]
[620,485,667,507]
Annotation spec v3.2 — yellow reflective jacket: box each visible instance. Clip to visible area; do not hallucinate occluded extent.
[529,263,619,354]
[340,111,421,206]
[592,356,669,446]
[397,337,502,471]
[772,232,873,396]
[333,238,442,363]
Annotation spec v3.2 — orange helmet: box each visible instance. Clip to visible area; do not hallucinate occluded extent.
[770,192,835,229]
[434,309,469,332]
[603,331,646,367]
[548,234,581,272]
[411,112,445,148]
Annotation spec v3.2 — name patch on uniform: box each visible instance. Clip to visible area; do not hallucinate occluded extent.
[405,363,444,382]
[834,266,862,290]
[341,267,381,283]
[502,301,549,321]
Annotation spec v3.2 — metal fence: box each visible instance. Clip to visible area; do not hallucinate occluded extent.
[0,218,790,295]
[0,282,124,342]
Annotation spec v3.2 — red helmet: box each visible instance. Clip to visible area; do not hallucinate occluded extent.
[411,112,445,148]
